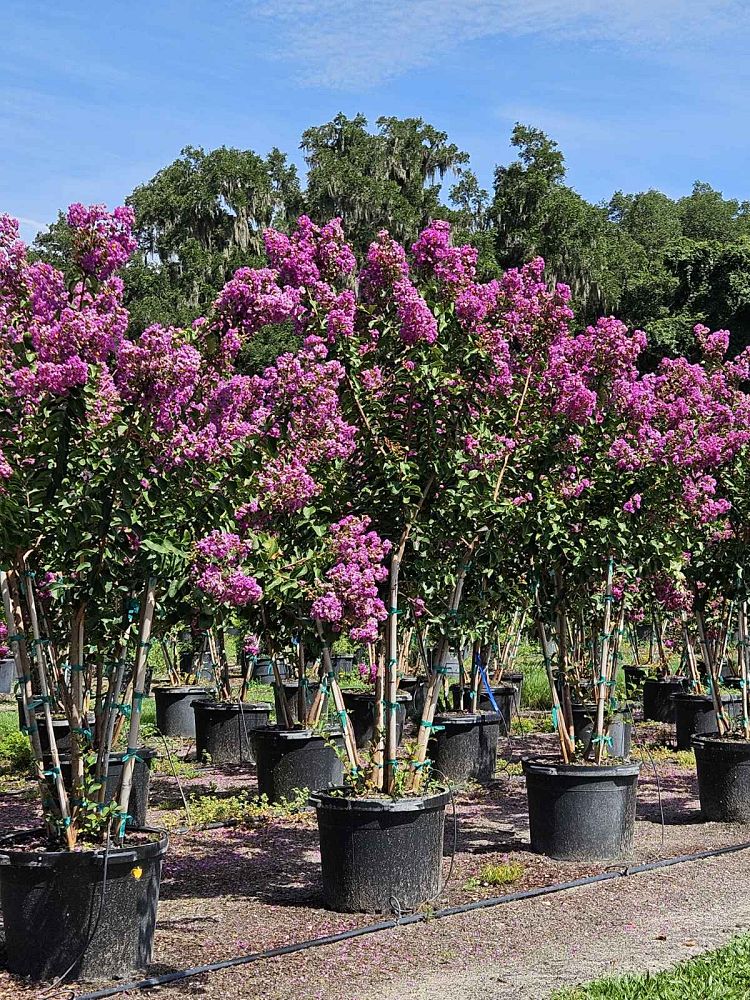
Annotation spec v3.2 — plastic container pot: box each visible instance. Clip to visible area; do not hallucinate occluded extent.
[252,726,345,803]
[693,734,750,822]
[193,699,272,764]
[571,703,632,760]
[673,692,741,751]
[0,657,15,694]
[642,677,688,723]
[450,684,515,729]
[0,827,168,982]
[312,787,450,913]
[430,712,501,785]
[331,654,354,676]
[272,680,321,727]
[252,656,288,686]
[523,758,640,860]
[502,671,524,715]
[399,675,427,721]
[59,748,156,829]
[341,690,411,749]
[154,685,209,739]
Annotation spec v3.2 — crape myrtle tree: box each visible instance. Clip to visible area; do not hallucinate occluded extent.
[0,203,364,845]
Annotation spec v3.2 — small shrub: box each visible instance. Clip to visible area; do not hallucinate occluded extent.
[466,860,524,889]
[186,788,309,827]
[0,730,33,774]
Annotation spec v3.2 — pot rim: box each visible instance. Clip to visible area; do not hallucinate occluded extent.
[0,826,169,867]
[252,724,344,742]
[310,784,450,813]
[522,756,640,778]
[153,684,211,695]
[192,699,272,714]
[692,733,750,750]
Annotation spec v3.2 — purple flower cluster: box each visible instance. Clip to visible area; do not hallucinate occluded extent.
[66,203,136,281]
[310,516,392,642]
[192,531,263,607]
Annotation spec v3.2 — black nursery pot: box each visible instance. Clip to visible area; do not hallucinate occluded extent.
[16,698,96,757]
[450,684,515,728]
[341,690,411,749]
[693,734,750,822]
[312,787,450,913]
[523,759,640,860]
[642,677,688,723]
[252,726,345,803]
[430,711,501,785]
[0,828,168,982]
[330,653,354,676]
[59,748,156,829]
[0,656,15,694]
[503,671,524,715]
[673,692,741,751]
[193,699,272,764]
[154,684,209,739]
[399,675,426,721]
[272,680,320,727]
[571,703,632,760]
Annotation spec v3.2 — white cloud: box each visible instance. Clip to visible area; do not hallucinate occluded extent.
[248,0,748,88]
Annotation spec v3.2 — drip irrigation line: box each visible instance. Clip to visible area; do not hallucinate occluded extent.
[74,837,750,1000]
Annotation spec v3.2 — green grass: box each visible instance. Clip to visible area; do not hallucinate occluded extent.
[553,935,750,999]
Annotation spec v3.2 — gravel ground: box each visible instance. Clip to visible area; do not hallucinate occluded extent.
[1,717,749,999]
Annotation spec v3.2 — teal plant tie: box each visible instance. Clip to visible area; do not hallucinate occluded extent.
[337,709,348,728]
[133,691,145,710]
[388,607,402,615]
[72,726,93,740]
[21,723,38,735]
[434,665,451,676]
[60,816,72,828]
[412,758,431,770]
[117,702,132,719]
[552,705,559,730]
[604,594,615,603]
[70,663,87,673]
[43,766,61,778]
[30,637,51,649]
[28,695,53,710]
[592,734,613,748]
[382,699,399,713]
[122,751,143,764]
[138,640,153,650]
[387,759,399,770]
[8,634,25,644]
[118,812,132,838]
[420,720,444,732]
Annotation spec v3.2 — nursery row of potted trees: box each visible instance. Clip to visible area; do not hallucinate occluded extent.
[2,203,750,983]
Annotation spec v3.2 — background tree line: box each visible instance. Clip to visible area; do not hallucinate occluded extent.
[34,114,750,368]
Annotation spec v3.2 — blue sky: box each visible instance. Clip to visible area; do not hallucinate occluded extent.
[3,0,750,241]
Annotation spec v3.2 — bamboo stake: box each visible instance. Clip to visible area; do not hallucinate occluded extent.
[535,612,574,762]
[593,560,615,765]
[115,579,157,836]
[695,606,729,736]
[13,568,74,847]
[0,570,56,836]
[384,556,401,793]
[371,647,385,789]
[739,600,750,741]
[681,612,702,691]
[315,620,359,771]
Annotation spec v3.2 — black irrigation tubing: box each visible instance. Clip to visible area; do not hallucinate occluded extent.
[74,837,750,1000]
